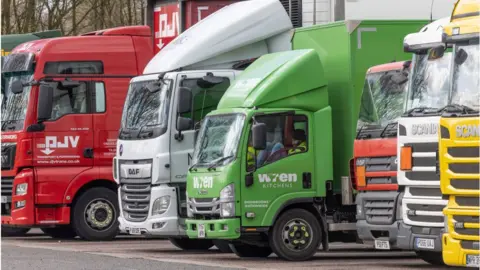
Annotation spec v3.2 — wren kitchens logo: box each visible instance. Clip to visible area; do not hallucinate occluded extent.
[193,176,213,189]
[258,173,297,188]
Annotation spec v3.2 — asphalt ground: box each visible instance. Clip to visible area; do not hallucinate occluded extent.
[1,229,464,270]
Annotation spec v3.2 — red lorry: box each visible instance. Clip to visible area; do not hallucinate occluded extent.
[1,26,153,240]
[352,60,411,250]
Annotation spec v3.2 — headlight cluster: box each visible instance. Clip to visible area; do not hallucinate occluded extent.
[444,217,449,233]
[15,183,28,196]
[219,184,235,218]
[151,195,170,216]
[186,191,193,218]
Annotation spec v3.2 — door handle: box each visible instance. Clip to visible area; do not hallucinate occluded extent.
[83,148,94,158]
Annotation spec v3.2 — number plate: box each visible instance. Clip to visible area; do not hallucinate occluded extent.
[374,240,391,250]
[198,224,206,238]
[1,196,7,203]
[129,227,141,235]
[466,255,480,267]
[415,238,435,250]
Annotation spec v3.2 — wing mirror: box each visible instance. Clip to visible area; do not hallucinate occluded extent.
[11,80,24,94]
[455,48,468,65]
[38,84,54,122]
[252,122,267,150]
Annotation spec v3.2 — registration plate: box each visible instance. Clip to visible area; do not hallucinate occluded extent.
[415,238,435,250]
[198,224,206,238]
[374,240,390,250]
[129,227,141,235]
[466,255,480,268]
[1,196,7,203]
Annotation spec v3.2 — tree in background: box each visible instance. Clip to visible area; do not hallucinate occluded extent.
[1,0,146,35]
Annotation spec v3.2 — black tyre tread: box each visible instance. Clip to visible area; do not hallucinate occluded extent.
[41,226,77,239]
[169,238,214,250]
[1,227,30,237]
[415,251,445,266]
[229,243,272,258]
[213,240,233,253]
[269,208,321,261]
[72,187,119,241]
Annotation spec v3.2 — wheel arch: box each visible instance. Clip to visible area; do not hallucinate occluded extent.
[69,179,118,208]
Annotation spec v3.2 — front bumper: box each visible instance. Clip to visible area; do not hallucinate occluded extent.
[186,218,241,239]
[397,221,443,252]
[443,233,480,267]
[118,185,184,236]
[356,220,400,248]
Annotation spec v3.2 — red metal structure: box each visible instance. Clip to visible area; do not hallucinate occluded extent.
[1,26,153,240]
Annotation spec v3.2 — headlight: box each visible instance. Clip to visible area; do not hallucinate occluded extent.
[221,202,235,218]
[113,157,118,182]
[444,217,449,233]
[186,191,193,218]
[356,204,362,215]
[15,183,28,196]
[396,192,404,220]
[152,195,170,216]
[220,184,235,202]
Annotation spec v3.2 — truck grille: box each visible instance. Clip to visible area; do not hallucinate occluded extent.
[187,197,220,217]
[364,156,397,185]
[406,203,445,224]
[453,215,480,237]
[445,146,480,192]
[364,199,395,225]
[1,177,14,216]
[404,142,438,182]
[1,143,16,170]
[120,183,151,222]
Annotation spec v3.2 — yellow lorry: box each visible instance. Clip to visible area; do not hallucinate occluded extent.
[439,0,480,267]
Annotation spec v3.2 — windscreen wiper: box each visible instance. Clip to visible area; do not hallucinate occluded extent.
[438,103,477,115]
[207,155,234,171]
[403,107,438,117]
[380,121,398,138]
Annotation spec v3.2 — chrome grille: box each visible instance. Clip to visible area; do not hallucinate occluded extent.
[405,142,438,182]
[120,184,151,222]
[406,203,445,224]
[187,197,220,216]
[119,159,152,222]
[364,199,395,225]
[1,177,13,216]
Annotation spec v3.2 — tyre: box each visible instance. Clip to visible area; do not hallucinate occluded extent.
[41,226,77,239]
[415,250,445,266]
[72,187,119,241]
[269,208,321,261]
[213,240,233,253]
[229,242,272,258]
[169,238,214,250]
[1,226,30,237]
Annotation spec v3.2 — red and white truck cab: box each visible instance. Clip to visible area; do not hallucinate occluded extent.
[1,26,153,240]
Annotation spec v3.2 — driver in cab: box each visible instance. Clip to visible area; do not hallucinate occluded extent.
[288,129,307,155]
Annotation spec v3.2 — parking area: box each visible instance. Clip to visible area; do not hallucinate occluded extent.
[1,229,460,270]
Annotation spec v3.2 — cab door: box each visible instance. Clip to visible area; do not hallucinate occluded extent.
[33,78,94,205]
[169,71,235,183]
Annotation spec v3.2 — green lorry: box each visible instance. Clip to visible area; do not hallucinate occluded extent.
[1,30,61,57]
[183,21,426,261]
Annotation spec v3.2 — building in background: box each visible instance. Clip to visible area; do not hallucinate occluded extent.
[145,0,455,53]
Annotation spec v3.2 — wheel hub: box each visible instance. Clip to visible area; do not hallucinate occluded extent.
[85,200,114,230]
[282,219,313,251]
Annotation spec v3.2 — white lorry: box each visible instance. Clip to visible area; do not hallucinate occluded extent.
[397,17,452,265]
[113,0,293,251]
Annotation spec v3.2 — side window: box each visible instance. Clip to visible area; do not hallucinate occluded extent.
[246,114,308,170]
[178,77,230,130]
[93,82,106,113]
[51,82,88,120]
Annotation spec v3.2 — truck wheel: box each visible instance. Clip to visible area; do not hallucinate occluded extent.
[213,240,233,253]
[169,238,214,250]
[229,242,272,257]
[41,226,77,239]
[1,226,30,237]
[72,187,119,241]
[415,251,445,265]
[269,208,321,261]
